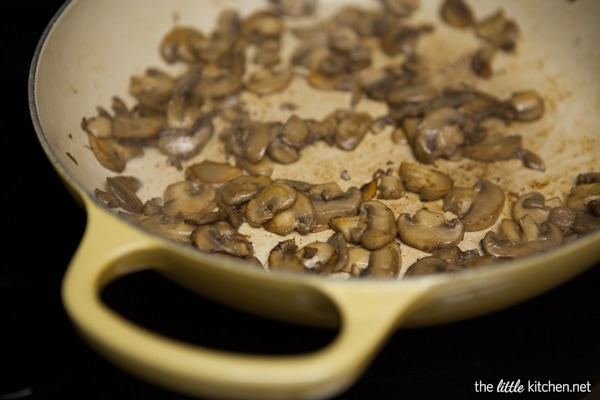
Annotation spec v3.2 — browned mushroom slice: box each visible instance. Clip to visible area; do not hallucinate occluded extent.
[85,132,144,173]
[566,182,600,213]
[238,121,276,165]
[280,115,310,147]
[242,10,284,43]
[264,191,316,235]
[159,27,206,64]
[411,106,466,164]
[577,172,600,185]
[162,180,218,222]
[517,149,546,172]
[442,87,514,122]
[192,221,253,257]
[185,160,244,186]
[380,24,434,57]
[482,215,563,258]
[342,247,372,277]
[295,241,336,272]
[440,0,474,28]
[267,137,301,164]
[512,192,562,226]
[386,82,439,121]
[269,0,317,17]
[507,90,545,122]
[268,239,306,273]
[367,241,402,278]
[404,256,448,276]
[377,174,405,199]
[138,214,196,244]
[190,61,245,99]
[474,9,520,52]
[397,209,465,252]
[220,175,273,206]
[165,94,206,130]
[307,182,345,201]
[244,65,294,95]
[129,68,175,112]
[443,180,505,232]
[462,134,522,162]
[399,162,454,201]
[471,45,496,79]
[105,176,144,214]
[330,200,397,250]
[334,112,373,151]
[245,183,297,227]
[312,186,363,226]
[548,206,579,236]
[157,118,214,162]
[112,114,166,139]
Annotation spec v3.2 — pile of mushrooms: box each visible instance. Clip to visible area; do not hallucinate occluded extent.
[86,0,599,279]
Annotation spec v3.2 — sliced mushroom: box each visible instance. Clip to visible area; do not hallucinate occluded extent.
[512,192,562,226]
[330,200,397,250]
[85,132,144,173]
[138,214,196,244]
[507,90,545,121]
[399,162,454,201]
[566,182,600,213]
[245,183,297,227]
[105,176,144,214]
[386,81,439,121]
[334,112,373,151]
[165,94,206,130]
[159,27,206,64]
[295,241,336,272]
[242,121,276,164]
[112,114,165,139]
[244,65,294,95]
[268,239,306,273]
[377,174,405,199]
[443,180,505,231]
[404,256,448,276]
[162,180,218,221]
[157,117,214,162]
[242,10,284,43]
[440,0,474,28]
[474,9,520,52]
[470,45,496,79]
[129,68,175,112]
[192,221,253,257]
[190,61,245,99]
[397,208,465,252]
[482,215,563,258]
[185,160,244,185]
[367,241,401,278]
[264,191,316,235]
[343,247,372,277]
[307,182,345,201]
[312,186,363,226]
[411,106,466,164]
[462,134,522,162]
[220,175,273,206]
[266,137,301,164]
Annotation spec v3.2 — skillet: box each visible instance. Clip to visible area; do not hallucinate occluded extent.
[29,0,600,398]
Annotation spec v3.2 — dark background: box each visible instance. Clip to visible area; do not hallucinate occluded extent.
[2,1,599,399]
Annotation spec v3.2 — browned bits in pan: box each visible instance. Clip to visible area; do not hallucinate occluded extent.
[87,0,599,279]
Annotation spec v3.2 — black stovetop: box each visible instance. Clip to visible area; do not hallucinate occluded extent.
[3,1,599,399]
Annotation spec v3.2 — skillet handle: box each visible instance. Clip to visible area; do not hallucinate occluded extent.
[63,202,433,400]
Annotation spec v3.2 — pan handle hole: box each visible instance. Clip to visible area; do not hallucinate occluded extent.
[100,269,338,355]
